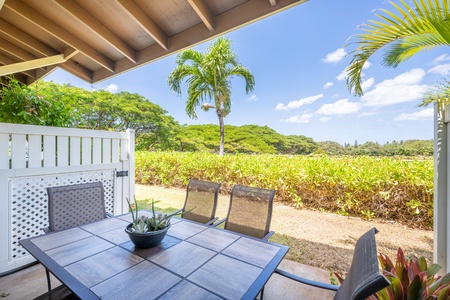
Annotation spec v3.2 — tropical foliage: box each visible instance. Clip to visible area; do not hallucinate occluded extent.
[334,248,450,299]
[168,37,255,156]
[346,0,450,97]
[135,151,433,228]
[318,140,433,156]
[0,79,179,151]
[176,124,318,154]
[374,249,450,299]
[0,78,80,127]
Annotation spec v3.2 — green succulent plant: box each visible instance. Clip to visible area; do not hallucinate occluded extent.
[126,197,186,233]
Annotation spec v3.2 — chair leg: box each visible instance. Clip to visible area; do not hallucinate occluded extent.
[45,268,52,291]
[260,286,264,300]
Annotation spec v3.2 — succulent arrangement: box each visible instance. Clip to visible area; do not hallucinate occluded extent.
[335,248,450,299]
[126,197,183,233]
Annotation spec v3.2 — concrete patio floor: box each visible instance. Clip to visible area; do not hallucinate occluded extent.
[0,259,335,299]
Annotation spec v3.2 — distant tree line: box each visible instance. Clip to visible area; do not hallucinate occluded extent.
[317,140,433,156]
[0,79,433,156]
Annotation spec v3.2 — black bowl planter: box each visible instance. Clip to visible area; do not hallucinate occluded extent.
[125,223,171,248]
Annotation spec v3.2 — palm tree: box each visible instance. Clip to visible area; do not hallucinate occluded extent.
[346,0,450,97]
[168,37,255,156]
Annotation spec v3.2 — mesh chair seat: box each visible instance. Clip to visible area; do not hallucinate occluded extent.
[182,179,221,224]
[47,181,108,231]
[224,185,275,240]
[43,181,109,297]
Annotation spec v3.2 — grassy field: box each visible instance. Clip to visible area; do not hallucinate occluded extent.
[135,151,433,228]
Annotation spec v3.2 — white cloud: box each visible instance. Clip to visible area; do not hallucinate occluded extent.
[247,94,258,101]
[434,54,450,63]
[281,113,314,123]
[323,82,333,89]
[395,108,434,121]
[322,48,347,63]
[316,99,361,115]
[105,83,118,93]
[361,77,375,91]
[276,94,323,111]
[361,68,430,107]
[428,63,450,75]
[336,68,348,81]
[319,117,331,122]
[358,111,379,117]
[363,61,372,69]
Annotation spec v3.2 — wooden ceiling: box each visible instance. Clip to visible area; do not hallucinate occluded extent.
[0,0,307,85]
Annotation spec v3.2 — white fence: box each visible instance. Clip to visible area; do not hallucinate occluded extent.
[0,123,135,274]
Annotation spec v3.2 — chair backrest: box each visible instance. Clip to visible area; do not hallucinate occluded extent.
[182,179,221,224]
[334,228,390,300]
[224,184,275,239]
[47,182,107,232]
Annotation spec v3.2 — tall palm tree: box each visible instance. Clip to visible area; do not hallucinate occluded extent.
[346,0,450,97]
[168,37,255,156]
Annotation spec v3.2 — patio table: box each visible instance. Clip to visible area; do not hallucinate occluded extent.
[19,211,289,299]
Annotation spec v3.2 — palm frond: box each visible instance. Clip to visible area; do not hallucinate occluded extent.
[346,0,450,96]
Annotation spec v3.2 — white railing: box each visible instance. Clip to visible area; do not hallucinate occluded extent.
[0,123,135,274]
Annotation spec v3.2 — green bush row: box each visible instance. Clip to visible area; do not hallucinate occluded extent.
[135,151,434,229]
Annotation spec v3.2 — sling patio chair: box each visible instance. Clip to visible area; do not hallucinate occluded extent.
[215,184,275,240]
[274,228,390,300]
[41,181,111,298]
[179,179,222,225]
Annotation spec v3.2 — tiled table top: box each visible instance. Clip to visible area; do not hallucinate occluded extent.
[20,212,289,300]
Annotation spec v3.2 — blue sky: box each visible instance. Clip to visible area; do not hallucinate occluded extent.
[44,0,449,145]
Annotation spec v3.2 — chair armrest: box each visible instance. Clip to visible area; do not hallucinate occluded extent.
[263,230,274,240]
[213,218,226,227]
[205,217,219,225]
[275,269,339,291]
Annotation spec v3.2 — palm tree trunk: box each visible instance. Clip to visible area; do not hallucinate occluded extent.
[218,115,225,156]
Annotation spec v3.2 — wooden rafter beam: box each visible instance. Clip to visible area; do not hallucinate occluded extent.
[0,19,59,57]
[188,0,215,31]
[55,0,137,63]
[117,0,169,50]
[0,38,45,66]
[0,53,36,78]
[0,54,66,76]
[3,1,115,72]
[60,60,94,83]
[94,0,308,82]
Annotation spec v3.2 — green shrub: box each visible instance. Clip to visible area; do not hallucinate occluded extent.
[135,151,433,228]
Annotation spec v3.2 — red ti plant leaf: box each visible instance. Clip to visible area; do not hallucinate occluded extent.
[379,252,395,271]
[407,255,422,281]
[430,273,450,297]
[395,248,410,294]
[435,284,450,300]
[407,275,422,299]
[383,270,404,300]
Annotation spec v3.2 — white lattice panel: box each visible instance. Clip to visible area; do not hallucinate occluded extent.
[9,170,115,260]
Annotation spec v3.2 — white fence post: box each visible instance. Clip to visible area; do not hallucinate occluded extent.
[127,129,135,206]
[434,102,449,274]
